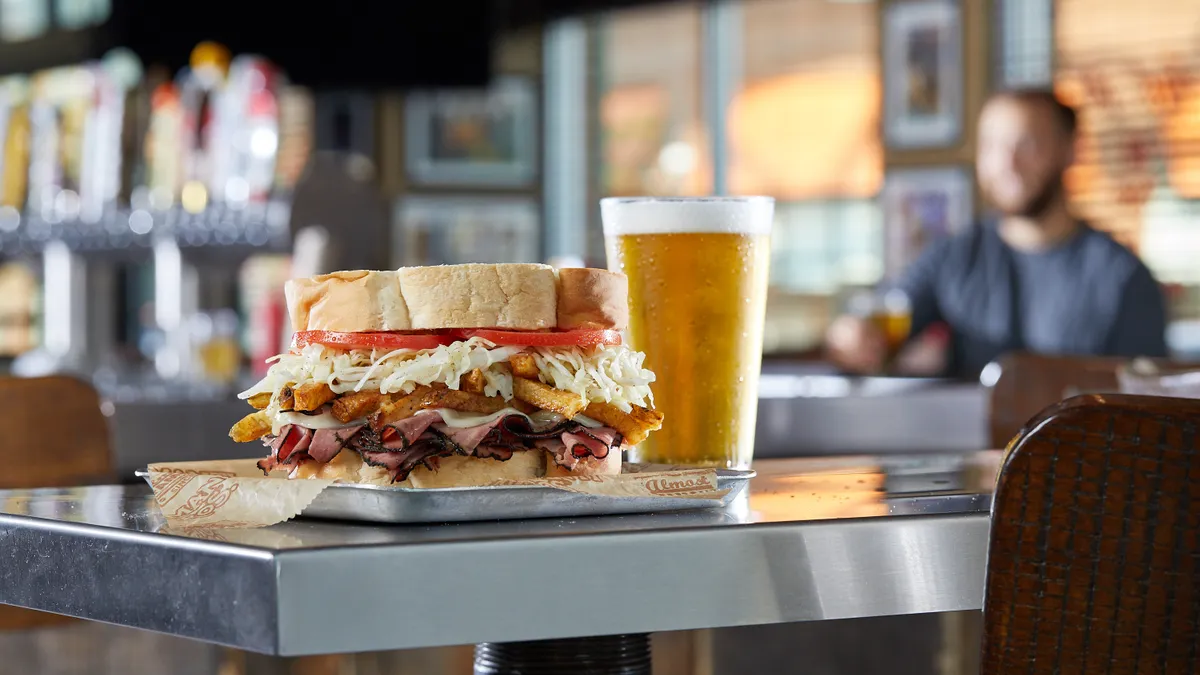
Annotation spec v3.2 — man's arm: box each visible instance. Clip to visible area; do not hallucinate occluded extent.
[896,238,948,339]
[1106,264,1169,357]
[825,238,949,374]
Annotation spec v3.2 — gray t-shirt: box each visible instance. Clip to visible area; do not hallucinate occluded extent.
[898,221,1168,379]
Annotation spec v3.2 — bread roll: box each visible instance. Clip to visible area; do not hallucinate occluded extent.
[405,451,546,487]
[285,264,630,333]
[397,263,557,330]
[285,270,408,333]
[290,444,373,480]
[556,268,629,331]
[290,448,546,487]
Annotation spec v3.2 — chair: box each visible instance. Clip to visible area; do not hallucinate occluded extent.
[0,375,113,630]
[982,393,1200,674]
[986,352,1130,450]
[0,375,113,488]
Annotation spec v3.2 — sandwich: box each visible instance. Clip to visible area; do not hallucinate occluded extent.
[229,263,663,487]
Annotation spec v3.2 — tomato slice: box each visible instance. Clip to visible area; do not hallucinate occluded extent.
[459,329,622,348]
[291,328,623,351]
[292,330,455,352]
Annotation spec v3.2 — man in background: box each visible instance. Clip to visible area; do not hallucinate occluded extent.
[826,89,1168,379]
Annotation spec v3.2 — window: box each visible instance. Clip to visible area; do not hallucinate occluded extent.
[1056,0,1200,285]
[772,199,882,293]
[994,0,1053,89]
[731,0,883,344]
[595,3,709,197]
[729,0,882,201]
[590,0,882,353]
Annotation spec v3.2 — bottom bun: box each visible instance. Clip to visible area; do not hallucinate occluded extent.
[288,447,622,487]
[403,452,546,488]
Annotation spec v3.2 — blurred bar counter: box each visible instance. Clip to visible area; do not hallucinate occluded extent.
[756,364,987,456]
[106,395,250,478]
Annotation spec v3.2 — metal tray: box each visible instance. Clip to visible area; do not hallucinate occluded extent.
[138,465,755,524]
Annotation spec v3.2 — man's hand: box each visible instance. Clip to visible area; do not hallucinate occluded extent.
[892,323,950,377]
[824,315,888,375]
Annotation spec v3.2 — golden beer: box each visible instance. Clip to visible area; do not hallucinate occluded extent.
[602,197,772,469]
[875,289,912,355]
[850,288,912,359]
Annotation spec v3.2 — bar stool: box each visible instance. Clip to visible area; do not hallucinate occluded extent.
[0,377,222,674]
[981,393,1200,674]
[0,375,114,631]
[940,354,1137,675]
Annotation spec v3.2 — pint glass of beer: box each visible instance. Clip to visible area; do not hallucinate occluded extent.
[601,197,773,469]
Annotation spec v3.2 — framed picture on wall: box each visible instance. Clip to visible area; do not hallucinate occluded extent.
[881,166,974,278]
[393,195,540,267]
[404,76,538,187]
[882,0,963,149]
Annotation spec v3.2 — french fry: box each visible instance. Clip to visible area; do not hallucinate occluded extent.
[583,402,664,445]
[509,353,539,379]
[512,377,588,418]
[373,387,439,429]
[292,382,337,411]
[440,387,510,414]
[460,368,486,395]
[372,384,512,429]
[246,392,272,410]
[331,390,386,422]
[229,411,272,443]
[278,385,295,411]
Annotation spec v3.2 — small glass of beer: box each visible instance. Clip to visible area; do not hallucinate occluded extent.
[601,196,773,470]
[875,289,912,356]
[848,288,912,358]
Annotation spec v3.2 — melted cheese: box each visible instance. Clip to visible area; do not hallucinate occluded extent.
[431,407,605,429]
[273,405,606,436]
[274,409,365,431]
[432,407,526,428]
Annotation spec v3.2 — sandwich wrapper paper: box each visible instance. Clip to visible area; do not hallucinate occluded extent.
[146,459,730,528]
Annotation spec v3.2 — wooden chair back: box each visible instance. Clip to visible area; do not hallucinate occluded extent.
[0,375,114,629]
[982,394,1200,674]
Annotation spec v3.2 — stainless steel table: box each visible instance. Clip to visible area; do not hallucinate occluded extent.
[0,455,997,658]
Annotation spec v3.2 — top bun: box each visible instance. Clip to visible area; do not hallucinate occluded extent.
[285,264,630,333]
[285,270,408,333]
[556,267,628,331]
[398,263,557,330]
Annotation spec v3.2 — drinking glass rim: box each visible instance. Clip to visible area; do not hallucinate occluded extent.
[600,196,775,206]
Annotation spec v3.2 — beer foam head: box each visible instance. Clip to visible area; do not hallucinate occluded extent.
[600,197,774,236]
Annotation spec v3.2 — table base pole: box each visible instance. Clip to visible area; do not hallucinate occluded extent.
[474,633,651,675]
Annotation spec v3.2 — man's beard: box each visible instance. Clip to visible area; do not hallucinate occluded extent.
[1000,177,1064,218]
